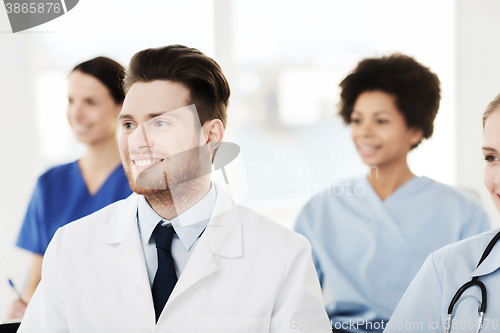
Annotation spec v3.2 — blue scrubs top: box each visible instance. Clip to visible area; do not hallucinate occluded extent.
[386,228,500,333]
[16,161,132,255]
[294,176,490,333]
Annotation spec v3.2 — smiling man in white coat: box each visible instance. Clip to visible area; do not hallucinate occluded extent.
[18,45,331,333]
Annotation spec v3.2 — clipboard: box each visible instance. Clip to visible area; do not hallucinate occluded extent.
[0,320,21,333]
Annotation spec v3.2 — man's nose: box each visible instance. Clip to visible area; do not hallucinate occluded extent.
[129,124,154,149]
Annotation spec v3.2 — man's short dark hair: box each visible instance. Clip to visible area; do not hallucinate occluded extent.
[123,45,230,128]
[338,54,441,149]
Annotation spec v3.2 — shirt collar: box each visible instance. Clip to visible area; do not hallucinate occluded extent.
[471,231,500,278]
[137,183,217,251]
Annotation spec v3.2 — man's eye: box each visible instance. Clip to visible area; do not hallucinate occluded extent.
[351,118,361,124]
[155,120,167,127]
[123,122,135,130]
[377,119,388,124]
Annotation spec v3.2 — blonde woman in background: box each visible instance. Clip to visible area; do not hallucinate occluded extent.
[386,94,500,332]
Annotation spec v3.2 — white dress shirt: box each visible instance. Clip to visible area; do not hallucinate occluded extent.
[137,183,216,286]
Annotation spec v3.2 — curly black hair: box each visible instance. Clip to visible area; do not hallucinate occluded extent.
[339,54,440,148]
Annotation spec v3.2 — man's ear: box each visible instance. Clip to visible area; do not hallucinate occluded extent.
[201,119,224,163]
[202,118,224,146]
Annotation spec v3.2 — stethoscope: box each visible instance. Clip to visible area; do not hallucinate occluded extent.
[446,230,500,333]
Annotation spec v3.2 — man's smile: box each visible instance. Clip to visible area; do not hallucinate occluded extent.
[131,157,165,172]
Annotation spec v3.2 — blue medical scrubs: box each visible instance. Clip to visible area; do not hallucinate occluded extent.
[16,161,132,255]
[294,176,490,333]
[386,228,500,333]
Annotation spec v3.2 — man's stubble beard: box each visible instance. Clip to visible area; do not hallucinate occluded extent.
[122,146,211,208]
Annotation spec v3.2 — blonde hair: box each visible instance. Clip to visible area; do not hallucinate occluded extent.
[483,93,500,127]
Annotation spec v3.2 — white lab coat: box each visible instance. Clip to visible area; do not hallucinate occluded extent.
[19,184,330,333]
[385,228,500,332]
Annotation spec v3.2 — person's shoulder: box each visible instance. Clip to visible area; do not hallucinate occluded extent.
[57,193,135,236]
[237,204,307,249]
[422,176,483,207]
[38,161,77,183]
[41,161,77,176]
[431,228,499,265]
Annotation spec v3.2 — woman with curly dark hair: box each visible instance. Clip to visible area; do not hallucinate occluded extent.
[294,54,490,332]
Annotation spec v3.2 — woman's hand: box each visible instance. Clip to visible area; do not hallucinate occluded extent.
[7,299,27,319]
[6,254,43,319]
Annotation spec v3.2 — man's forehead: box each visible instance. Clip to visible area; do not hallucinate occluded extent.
[125,80,188,103]
[118,104,197,121]
[130,80,189,97]
[120,81,192,119]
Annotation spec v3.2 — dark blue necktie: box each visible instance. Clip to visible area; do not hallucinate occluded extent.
[152,222,177,322]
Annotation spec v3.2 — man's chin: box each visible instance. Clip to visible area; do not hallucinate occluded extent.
[128,179,171,195]
[124,162,168,193]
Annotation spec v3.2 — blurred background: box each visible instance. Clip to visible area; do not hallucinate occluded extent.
[1,0,500,318]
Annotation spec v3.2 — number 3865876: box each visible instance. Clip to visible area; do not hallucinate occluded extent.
[5,2,62,14]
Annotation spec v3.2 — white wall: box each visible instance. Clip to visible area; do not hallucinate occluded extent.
[0,34,42,318]
[456,0,500,227]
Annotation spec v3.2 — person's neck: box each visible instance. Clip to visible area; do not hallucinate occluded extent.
[367,159,415,201]
[79,137,122,173]
[145,177,211,221]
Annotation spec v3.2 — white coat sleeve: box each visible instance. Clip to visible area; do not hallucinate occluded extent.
[384,253,443,333]
[17,229,70,333]
[270,236,331,333]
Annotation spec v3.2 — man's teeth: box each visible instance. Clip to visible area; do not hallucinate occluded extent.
[134,159,162,167]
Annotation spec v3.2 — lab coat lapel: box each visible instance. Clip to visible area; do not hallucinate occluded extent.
[205,183,243,258]
[161,183,243,314]
[97,194,153,303]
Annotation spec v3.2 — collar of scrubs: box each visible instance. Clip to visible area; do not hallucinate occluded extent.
[361,175,429,203]
[471,231,500,278]
[137,183,217,251]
